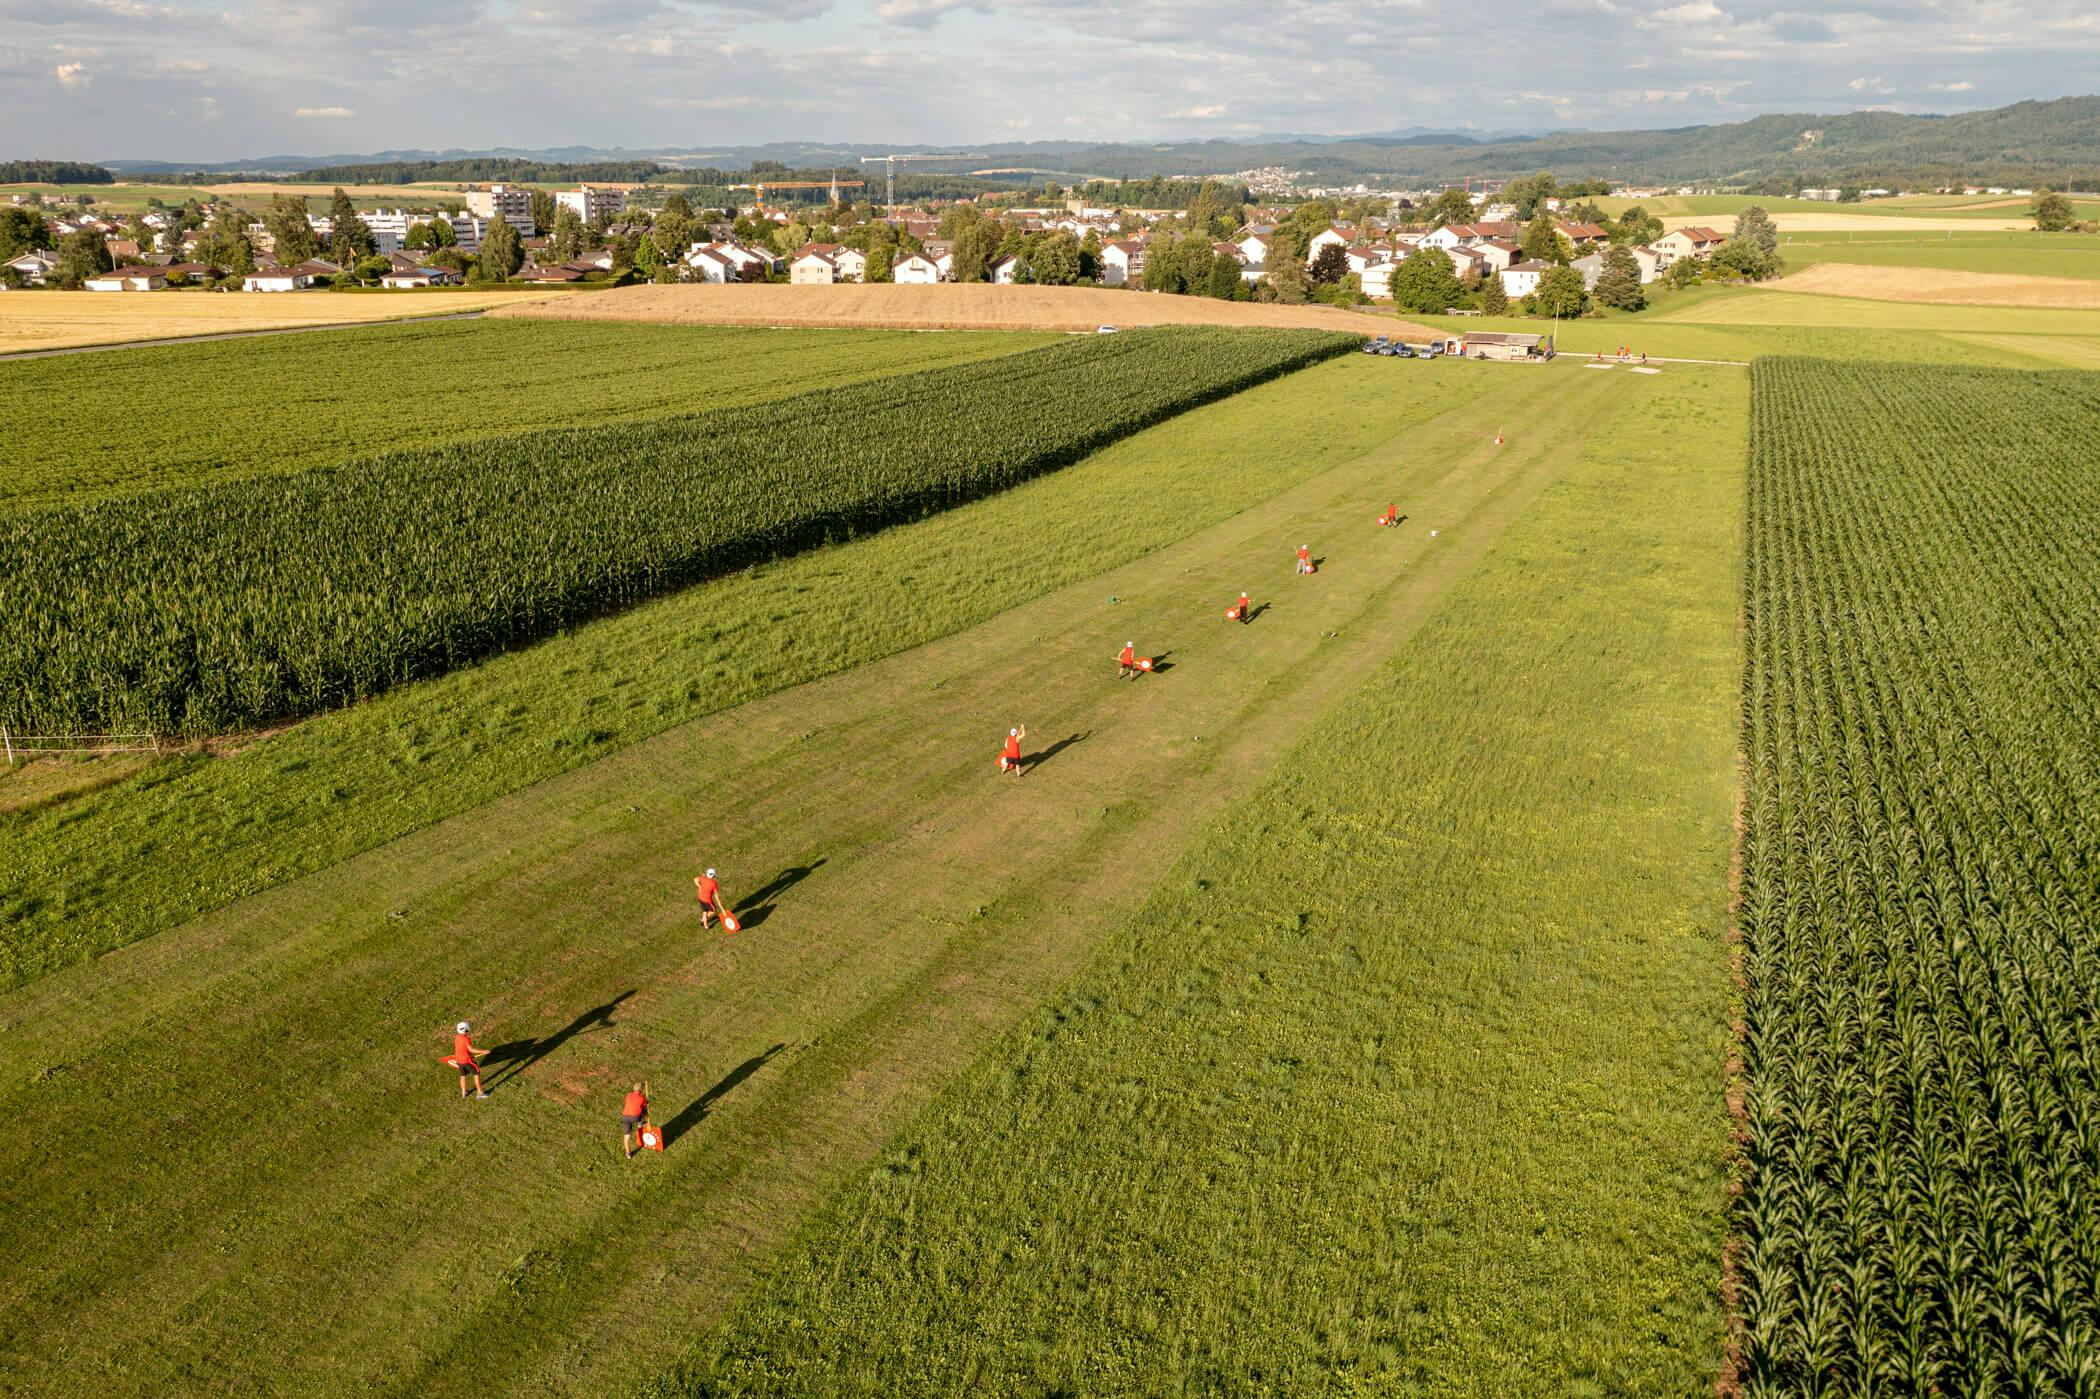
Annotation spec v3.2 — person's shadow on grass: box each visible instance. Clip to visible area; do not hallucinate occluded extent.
[1026,730,1091,773]
[1244,603,1271,623]
[1144,651,1174,674]
[732,859,827,930]
[662,1043,788,1147]
[482,989,636,1090]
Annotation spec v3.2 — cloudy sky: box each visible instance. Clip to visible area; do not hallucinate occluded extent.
[3,0,2095,161]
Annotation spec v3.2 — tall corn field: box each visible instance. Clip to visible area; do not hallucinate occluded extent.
[0,327,1354,736]
[1738,357,2100,1393]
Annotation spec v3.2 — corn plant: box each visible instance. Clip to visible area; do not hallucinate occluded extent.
[1737,357,2100,1392]
[0,327,1355,736]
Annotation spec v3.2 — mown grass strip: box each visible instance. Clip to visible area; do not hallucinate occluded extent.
[660,366,1745,1396]
[0,355,1486,990]
[1,326,1353,736]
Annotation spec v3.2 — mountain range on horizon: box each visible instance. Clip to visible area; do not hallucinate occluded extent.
[75,96,2100,188]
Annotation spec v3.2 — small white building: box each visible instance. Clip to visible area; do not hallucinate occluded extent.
[1100,239,1146,285]
[84,267,167,291]
[1360,261,1395,299]
[892,252,942,284]
[1500,259,1553,298]
[6,251,59,285]
[1304,226,1351,264]
[685,245,740,283]
[987,254,1021,285]
[790,249,839,285]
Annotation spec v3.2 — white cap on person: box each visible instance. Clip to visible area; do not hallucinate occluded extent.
[456,1021,470,1034]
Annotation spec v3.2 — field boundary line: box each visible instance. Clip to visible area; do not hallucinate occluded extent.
[0,309,494,362]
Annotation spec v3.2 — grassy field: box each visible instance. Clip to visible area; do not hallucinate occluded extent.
[0,358,1713,1394]
[0,286,575,355]
[0,321,1051,511]
[665,365,1747,1395]
[1739,360,2100,1390]
[0,180,473,212]
[0,354,1491,987]
[1596,193,2100,223]
[1444,282,2100,367]
[1775,229,2100,280]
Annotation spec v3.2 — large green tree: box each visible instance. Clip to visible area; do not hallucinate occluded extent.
[1732,205,1779,256]
[1593,244,1645,311]
[265,195,319,264]
[1389,245,1462,313]
[1520,212,1567,264]
[0,206,49,259]
[528,189,556,237]
[53,229,113,287]
[1307,242,1349,285]
[1423,187,1476,228]
[1479,272,1509,315]
[1710,237,1780,281]
[327,188,376,265]
[950,218,1002,281]
[2033,189,2075,232]
[550,207,587,260]
[1533,264,1587,318]
[1027,230,1083,286]
[478,216,523,280]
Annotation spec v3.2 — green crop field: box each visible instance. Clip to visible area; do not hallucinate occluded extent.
[9,256,2098,1399]
[0,353,1490,989]
[0,320,1053,511]
[1775,230,2100,279]
[1,327,1347,736]
[1738,359,2100,1392]
[1446,283,2100,367]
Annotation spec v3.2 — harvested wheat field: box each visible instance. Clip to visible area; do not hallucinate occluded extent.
[0,287,574,355]
[492,282,1433,337]
[1663,212,2032,234]
[1766,261,2100,308]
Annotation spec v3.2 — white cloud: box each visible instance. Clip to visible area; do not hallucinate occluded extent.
[1848,76,1892,94]
[1649,0,1724,24]
[1932,80,1976,91]
[54,60,90,87]
[294,105,355,117]
[1168,102,1226,118]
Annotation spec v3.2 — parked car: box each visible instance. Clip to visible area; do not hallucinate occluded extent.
[1096,325,1119,334]
[1362,335,1389,353]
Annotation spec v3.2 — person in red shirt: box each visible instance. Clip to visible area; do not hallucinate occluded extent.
[446,1021,489,1100]
[1228,591,1250,623]
[694,867,726,929]
[1001,724,1026,777]
[1117,642,1139,680]
[1296,544,1314,575]
[1378,505,1398,528]
[622,1081,651,1160]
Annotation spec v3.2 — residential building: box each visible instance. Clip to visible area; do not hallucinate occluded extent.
[463,184,537,236]
[1651,226,1727,267]
[379,265,463,288]
[1473,239,1519,276]
[1569,253,1606,292]
[1558,222,1611,248]
[556,186,626,225]
[1458,330,1551,361]
[1304,225,1351,264]
[1500,259,1553,298]
[685,244,741,283]
[1360,261,1395,299]
[791,245,843,284]
[84,267,167,291]
[1101,239,1147,285]
[892,252,942,284]
[987,253,1021,284]
[242,261,332,291]
[5,251,57,285]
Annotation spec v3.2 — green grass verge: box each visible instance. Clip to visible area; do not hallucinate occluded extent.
[1445,285,2100,367]
[1776,230,2100,279]
[664,365,1746,1396]
[0,320,1053,511]
[0,355,1497,989]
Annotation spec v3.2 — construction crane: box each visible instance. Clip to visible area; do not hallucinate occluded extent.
[858,153,985,212]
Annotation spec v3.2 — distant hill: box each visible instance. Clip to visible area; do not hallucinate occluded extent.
[80,96,2100,189]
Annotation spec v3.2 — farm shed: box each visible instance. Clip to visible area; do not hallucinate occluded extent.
[1454,331,1553,361]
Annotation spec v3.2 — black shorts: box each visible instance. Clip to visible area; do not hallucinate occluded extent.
[456,1060,478,1076]
[622,1114,645,1130]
